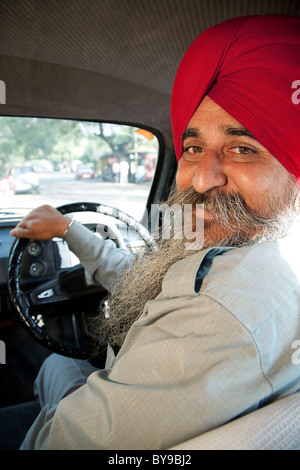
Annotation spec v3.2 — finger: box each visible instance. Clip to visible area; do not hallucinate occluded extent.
[9,227,32,239]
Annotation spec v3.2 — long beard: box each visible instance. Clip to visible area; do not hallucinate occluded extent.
[94,180,299,349]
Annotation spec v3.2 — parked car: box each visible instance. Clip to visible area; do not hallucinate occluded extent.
[4,166,40,194]
[75,164,95,179]
[0,0,299,452]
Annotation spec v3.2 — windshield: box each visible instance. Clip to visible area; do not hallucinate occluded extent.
[0,117,159,221]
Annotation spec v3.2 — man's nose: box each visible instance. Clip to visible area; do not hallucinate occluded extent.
[192,150,227,193]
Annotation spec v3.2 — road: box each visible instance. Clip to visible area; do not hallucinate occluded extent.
[1,172,152,221]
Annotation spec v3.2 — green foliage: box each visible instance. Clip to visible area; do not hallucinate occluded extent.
[0,117,158,175]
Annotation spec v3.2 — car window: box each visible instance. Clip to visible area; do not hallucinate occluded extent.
[0,117,160,221]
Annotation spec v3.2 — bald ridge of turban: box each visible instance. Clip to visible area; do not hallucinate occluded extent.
[171,15,300,184]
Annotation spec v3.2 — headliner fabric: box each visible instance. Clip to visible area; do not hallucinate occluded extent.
[171,15,300,184]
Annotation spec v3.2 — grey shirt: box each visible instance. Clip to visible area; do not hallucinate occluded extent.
[21,221,300,449]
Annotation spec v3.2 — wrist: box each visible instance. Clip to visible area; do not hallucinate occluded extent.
[62,217,76,240]
[56,216,72,238]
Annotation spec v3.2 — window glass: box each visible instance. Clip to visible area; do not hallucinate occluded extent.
[0,117,159,221]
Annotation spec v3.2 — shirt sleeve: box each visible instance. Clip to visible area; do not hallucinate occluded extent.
[64,221,133,291]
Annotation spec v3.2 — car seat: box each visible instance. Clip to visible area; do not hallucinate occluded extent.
[169,390,300,450]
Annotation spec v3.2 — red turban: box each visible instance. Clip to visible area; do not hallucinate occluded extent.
[171,15,300,185]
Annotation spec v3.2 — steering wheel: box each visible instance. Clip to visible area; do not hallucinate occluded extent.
[8,202,156,360]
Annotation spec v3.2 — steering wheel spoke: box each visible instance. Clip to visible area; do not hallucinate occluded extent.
[28,265,104,307]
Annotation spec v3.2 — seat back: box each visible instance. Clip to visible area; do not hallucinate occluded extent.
[169,391,300,450]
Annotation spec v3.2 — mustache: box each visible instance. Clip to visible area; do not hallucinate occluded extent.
[167,186,273,230]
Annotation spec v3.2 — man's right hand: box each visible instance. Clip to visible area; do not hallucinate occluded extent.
[9,205,72,240]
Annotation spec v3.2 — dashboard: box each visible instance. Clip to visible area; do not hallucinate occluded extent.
[20,238,80,281]
[0,221,83,321]
[0,220,97,319]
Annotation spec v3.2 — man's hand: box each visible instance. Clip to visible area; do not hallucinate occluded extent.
[9,205,72,240]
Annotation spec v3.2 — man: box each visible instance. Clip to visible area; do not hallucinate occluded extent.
[10,15,300,449]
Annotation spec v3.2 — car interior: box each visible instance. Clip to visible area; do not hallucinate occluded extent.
[0,0,300,450]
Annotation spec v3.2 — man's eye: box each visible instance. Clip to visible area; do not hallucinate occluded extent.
[184,146,203,154]
[231,146,257,155]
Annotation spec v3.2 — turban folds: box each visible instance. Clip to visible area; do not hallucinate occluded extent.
[171,15,300,185]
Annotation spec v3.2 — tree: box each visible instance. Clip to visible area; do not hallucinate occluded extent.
[0,117,158,174]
